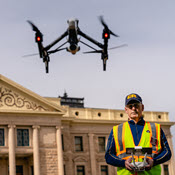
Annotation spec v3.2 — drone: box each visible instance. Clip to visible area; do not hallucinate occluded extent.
[27,17,126,73]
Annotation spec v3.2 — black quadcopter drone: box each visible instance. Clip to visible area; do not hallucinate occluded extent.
[27,16,126,73]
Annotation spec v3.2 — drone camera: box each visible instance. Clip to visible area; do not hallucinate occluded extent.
[70,44,77,51]
[67,45,80,55]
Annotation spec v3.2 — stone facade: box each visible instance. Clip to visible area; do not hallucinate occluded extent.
[61,107,175,175]
[0,74,174,175]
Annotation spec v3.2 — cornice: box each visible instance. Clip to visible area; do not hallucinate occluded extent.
[61,117,175,126]
[0,109,64,116]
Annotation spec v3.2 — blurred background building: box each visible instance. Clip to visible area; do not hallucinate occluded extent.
[0,74,174,175]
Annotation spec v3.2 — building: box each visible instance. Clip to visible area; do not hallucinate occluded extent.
[0,74,174,175]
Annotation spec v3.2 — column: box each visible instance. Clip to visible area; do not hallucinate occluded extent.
[32,126,40,175]
[8,125,16,175]
[56,126,64,175]
[167,135,175,175]
[88,133,96,175]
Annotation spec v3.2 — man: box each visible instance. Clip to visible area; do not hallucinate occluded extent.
[105,93,172,175]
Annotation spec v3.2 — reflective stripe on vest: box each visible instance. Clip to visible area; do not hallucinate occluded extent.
[113,121,162,175]
[150,123,161,156]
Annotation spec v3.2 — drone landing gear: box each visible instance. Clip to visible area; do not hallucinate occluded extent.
[103,57,107,71]
[126,147,152,172]
[43,57,49,73]
[45,61,49,73]
[130,152,148,172]
[103,60,106,71]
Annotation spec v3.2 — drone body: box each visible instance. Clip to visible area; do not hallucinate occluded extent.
[27,17,125,73]
[66,18,80,54]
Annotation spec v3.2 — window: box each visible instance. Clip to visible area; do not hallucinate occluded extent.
[30,166,34,175]
[163,165,169,175]
[75,112,79,116]
[98,137,106,152]
[17,129,29,146]
[75,136,83,151]
[77,165,85,175]
[16,165,23,175]
[0,128,4,146]
[64,165,66,175]
[101,165,108,175]
[158,115,161,119]
[62,134,64,151]
[98,112,101,117]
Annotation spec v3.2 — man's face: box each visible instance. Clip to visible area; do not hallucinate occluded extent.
[125,101,144,122]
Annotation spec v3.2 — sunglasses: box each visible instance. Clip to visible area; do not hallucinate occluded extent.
[126,103,141,109]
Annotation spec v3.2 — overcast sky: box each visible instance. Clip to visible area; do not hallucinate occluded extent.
[1,0,175,153]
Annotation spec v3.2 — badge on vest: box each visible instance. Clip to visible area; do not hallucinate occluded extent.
[150,137,158,146]
[146,130,150,133]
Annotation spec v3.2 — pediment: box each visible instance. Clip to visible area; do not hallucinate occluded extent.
[0,75,65,114]
[73,156,88,162]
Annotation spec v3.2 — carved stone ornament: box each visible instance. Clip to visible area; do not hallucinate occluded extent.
[0,86,49,111]
[96,156,105,162]
[73,156,88,162]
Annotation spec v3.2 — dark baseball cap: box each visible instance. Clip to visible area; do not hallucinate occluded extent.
[125,93,142,106]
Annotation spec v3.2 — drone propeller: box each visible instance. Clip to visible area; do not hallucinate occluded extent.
[83,50,102,54]
[22,53,39,58]
[99,16,119,37]
[83,44,127,54]
[23,47,67,58]
[27,20,42,34]
[108,44,128,50]
[27,20,44,58]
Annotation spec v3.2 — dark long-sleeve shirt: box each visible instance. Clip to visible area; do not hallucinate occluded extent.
[105,118,172,167]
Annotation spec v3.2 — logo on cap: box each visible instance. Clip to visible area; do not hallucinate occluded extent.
[127,94,137,99]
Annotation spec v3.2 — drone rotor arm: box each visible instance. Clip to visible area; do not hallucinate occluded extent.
[55,41,68,50]
[78,29,103,49]
[45,31,68,51]
[47,40,68,54]
[83,50,102,54]
[79,40,99,52]
[48,47,66,54]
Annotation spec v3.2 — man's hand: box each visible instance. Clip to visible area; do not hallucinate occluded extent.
[145,158,154,170]
[125,157,134,171]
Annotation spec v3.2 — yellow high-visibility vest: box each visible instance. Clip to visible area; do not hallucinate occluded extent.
[113,121,162,175]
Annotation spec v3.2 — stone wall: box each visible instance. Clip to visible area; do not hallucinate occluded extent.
[39,126,58,175]
[40,149,58,175]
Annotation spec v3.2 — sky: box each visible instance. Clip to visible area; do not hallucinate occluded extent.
[1,0,175,154]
